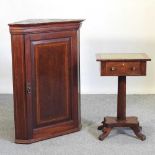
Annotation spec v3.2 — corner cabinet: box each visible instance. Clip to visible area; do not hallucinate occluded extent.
[9,19,84,144]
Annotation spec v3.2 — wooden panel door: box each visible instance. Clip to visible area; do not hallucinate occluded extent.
[25,31,80,139]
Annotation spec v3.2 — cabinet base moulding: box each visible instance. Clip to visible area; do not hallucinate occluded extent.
[15,126,81,144]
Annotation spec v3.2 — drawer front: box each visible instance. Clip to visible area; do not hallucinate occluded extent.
[103,62,125,76]
[101,61,146,76]
[125,62,142,75]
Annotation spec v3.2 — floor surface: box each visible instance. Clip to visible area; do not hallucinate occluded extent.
[0,94,155,155]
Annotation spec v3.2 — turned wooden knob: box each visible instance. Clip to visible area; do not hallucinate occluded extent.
[111,67,116,71]
[131,67,136,71]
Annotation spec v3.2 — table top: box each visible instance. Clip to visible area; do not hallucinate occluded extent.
[96,53,151,61]
[9,19,84,27]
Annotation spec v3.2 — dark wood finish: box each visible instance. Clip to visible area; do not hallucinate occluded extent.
[9,19,84,144]
[99,127,112,141]
[97,53,151,141]
[98,117,146,141]
[9,19,84,34]
[117,76,126,120]
[101,61,146,76]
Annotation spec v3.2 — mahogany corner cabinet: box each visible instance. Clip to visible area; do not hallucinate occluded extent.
[9,19,84,144]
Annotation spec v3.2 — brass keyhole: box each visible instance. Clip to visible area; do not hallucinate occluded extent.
[26,82,31,94]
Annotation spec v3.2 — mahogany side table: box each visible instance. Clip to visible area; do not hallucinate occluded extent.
[96,53,151,141]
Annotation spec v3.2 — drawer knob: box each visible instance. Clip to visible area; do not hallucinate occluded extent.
[131,67,136,71]
[111,67,116,71]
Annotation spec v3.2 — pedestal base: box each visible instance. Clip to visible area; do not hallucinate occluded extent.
[98,116,146,141]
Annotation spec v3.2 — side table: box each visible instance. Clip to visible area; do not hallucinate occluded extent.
[96,53,151,141]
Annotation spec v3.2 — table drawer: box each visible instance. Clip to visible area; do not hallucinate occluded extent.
[101,61,146,76]
[125,62,142,75]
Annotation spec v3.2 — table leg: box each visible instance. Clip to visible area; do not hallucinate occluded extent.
[131,126,146,141]
[99,127,112,141]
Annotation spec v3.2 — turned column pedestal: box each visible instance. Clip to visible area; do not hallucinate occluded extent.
[98,76,145,141]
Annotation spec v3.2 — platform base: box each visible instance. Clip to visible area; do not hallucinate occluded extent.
[98,116,146,141]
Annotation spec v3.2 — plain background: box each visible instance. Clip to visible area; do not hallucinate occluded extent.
[0,0,155,94]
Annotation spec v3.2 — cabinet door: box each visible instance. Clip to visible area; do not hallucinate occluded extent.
[25,31,80,138]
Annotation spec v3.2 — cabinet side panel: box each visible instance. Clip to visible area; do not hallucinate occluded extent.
[77,29,81,127]
[11,35,28,140]
[70,31,80,127]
